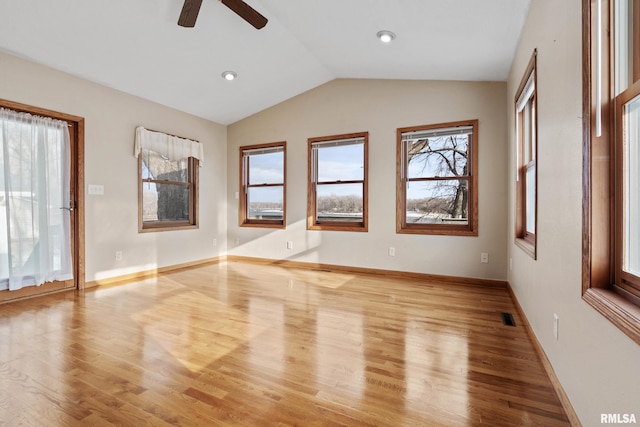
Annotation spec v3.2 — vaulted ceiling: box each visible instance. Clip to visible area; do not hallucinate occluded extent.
[0,0,530,125]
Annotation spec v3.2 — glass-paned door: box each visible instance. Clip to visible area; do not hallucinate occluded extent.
[0,107,75,294]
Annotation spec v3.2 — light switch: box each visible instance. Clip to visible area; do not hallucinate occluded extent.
[88,184,104,195]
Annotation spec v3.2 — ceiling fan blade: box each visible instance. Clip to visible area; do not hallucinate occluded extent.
[178,0,203,27]
[220,0,268,29]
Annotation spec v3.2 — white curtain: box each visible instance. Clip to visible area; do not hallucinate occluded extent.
[134,126,204,164]
[0,108,73,291]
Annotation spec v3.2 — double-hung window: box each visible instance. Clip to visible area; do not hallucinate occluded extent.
[583,0,640,343]
[307,132,368,231]
[617,83,640,302]
[239,142,286,228]
[515,51,538,258]
[135,127,202,232]
[397,120,478,236]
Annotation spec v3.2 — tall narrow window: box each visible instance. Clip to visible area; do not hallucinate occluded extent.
[583,0,640,343]
[308,132,368,232]
[617,84,640,302]
[240,142,286,228]
[397,120,478,236]
[135,127,202,232]
[515,51,538,258]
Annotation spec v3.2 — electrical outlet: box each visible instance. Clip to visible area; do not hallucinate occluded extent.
[388,247,396,256]
[553,313,559,340]
[480,252,489,263]
[115,251,123,261]
[286,241,293,250]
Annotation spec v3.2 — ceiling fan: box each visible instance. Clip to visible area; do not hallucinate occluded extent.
[178,0,268,29]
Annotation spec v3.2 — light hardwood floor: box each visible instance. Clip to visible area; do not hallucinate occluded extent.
[0,260,570,426]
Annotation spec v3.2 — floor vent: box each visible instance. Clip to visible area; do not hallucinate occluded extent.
[501,312,516,327]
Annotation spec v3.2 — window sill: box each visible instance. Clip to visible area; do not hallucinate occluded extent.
[241,221,285,229]
[308,223,367,232]
[583,287,640,345]
[397,226,477,236]
[515,237,536,259]
[139,224,198,233]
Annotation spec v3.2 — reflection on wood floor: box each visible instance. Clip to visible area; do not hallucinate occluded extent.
[0,260,570,426]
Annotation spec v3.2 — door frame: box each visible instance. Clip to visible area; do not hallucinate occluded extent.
[0,98,85,301]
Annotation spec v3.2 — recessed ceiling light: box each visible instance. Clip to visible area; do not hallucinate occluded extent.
[222,71,237,81]
[376,30,396,43]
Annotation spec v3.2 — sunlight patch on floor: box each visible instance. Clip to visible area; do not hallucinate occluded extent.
[131,291,271,372]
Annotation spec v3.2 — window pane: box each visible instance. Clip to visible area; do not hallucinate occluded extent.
[407,135,469,179]
[248,186,284,220]
[317,144,364,182]
[316,183,363,222]
[248,151,284,185]
[523,101,533,163]
[624,94,640,275]
[142,182,190,222]
[614,0,633,95]
[141,149,188,182]
[405,179,469,224]
[525,164,536,234]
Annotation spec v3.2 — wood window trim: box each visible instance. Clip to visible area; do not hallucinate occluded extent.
[138,150,199,233]
[582,0,640,344]
[307,132,368,232]
[239,141,286,229]
[515,50,538,259]
[396,119,479,236]
[615,80,640,301]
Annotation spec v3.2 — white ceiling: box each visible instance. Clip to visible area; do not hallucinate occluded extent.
[0,0,530,125]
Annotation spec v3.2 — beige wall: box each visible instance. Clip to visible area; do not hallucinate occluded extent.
[228,79,509,281]
[507,0,640,424]
[0,51,228,282]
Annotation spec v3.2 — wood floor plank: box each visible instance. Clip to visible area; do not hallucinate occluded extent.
[0,260,570,426]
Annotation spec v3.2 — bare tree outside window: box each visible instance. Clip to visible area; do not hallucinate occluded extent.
[142,149,190,221]
[139,148,197,231]
[406,134,469,223]
[397,120,478,236]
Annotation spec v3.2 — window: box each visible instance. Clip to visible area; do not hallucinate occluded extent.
[239,142,286,228]
[307,132,368,231]
[583,0,640,343]
[617,85,640,302]
[135,127,202,232]
[515,51,538,258]
[397,120,478,236]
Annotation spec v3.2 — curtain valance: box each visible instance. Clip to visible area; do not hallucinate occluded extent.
[134,126,204,165]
